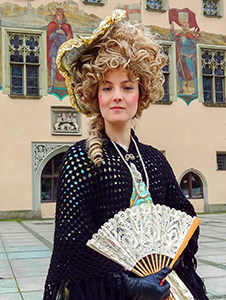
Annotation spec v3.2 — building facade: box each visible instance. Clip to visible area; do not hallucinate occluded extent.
[0,0,226,219]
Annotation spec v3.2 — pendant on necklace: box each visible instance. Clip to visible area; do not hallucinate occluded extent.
[125,154,135,161]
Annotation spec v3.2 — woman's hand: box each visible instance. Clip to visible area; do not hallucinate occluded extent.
[122,266,171,300]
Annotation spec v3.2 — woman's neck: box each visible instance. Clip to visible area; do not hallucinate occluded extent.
[105,122,132,148]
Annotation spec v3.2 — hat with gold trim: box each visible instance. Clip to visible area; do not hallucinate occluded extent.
[56,9,127,115]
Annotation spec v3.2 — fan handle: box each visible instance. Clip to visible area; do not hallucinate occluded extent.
[169,217,200,269]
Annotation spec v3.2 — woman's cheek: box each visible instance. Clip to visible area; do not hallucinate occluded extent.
[132,93,139,103]
[98,95,103,107]
[132,93,139,117]
[132,94,139,111]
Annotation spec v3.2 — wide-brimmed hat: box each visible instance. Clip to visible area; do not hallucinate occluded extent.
[56,9,127,115]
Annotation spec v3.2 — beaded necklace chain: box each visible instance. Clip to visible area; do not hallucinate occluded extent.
[111,136,150,199]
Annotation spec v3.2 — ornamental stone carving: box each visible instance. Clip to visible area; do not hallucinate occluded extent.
[32,142,74,211]
[33,143,73,171]
[51,106,82,135]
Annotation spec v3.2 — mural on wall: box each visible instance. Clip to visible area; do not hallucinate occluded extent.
[0,1,225,105]
[116,3,141,22]
[169,8,199,105]
[0,1,101,99]
[47,7,73,95]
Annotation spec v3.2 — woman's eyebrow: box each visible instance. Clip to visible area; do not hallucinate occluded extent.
[102,80,132,84]
[100,80,112,85]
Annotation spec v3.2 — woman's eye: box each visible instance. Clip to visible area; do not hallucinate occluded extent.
[124,86,133,90]
[103,87,111,91]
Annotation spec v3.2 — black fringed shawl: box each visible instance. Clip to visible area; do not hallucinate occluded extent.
[43,132,209,300]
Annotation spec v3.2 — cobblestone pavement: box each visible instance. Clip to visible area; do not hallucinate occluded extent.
[196,214,226,299]
[0,213,225,299]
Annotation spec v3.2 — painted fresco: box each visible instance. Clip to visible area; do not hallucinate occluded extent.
[169,8,199,104]
[147,15,226,105]
[0,1,101,99]
[0,1,225,103]
[116,3,141,22]
[47,8,73,94]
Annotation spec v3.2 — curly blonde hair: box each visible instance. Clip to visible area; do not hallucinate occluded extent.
[70,20,166,166]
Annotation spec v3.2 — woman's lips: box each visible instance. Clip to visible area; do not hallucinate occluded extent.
[111,106,124,110]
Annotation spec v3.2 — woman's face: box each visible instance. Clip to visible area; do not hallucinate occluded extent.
[98,69,139,128]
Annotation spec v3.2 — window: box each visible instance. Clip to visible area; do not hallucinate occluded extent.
[157,41,176,103]
[203,0,223,17]
[146,0,168,12]
[161,45,170,101]
[198,46,226,104]
[10,33,40,96]
[2,28,47,98]
[82,0,105,6]
[217,153,226,170]
[41,153,65,202]
[180,172,203,199]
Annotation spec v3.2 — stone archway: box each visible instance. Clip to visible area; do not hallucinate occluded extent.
[32,142,73,217]
[178,168,209,212]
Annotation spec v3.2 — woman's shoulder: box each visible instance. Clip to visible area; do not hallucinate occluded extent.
[65,139,87,154]
[138,141,178,181]
[138,141,166,162]
[62,139,89,163]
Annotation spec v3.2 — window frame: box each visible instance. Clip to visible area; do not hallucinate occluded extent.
[216,152,226,170]
[82,0,105,6]
[145,0,168,12]
[202,0,224,18]
[2,27,47,98]
[197,44,226,105]
[41,152,65,203]
[180,172,204,199]
[156,40,177,104]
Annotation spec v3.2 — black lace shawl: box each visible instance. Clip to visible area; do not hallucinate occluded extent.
[43,132,208,300]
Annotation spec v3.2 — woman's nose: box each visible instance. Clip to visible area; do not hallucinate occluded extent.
[113,88,122,101]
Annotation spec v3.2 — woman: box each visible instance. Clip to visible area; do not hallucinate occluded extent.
[44,10,208,300]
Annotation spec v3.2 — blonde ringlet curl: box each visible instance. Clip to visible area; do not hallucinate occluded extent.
[87,114,105,167]
[70,20,166,166]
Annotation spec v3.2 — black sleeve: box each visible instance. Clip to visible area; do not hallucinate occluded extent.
[43,143,97,299]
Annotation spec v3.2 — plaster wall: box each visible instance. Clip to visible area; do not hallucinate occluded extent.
[136,100,226,206]
[2,91,226,214]
[0,0,226,217]
[0,94,89,211]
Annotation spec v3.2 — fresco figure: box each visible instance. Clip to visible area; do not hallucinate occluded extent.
[169,8,200,96]
[47,8,73,93]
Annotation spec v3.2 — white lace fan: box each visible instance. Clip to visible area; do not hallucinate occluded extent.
[87,203,200,277]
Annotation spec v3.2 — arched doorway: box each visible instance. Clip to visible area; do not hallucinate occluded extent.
[180,172,203,199]
[40,151,65,218]
[179,169,208,212]
[41,152,65,203]
[32,142,73,218]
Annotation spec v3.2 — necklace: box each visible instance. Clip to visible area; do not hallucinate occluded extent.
[111,136,150,199]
